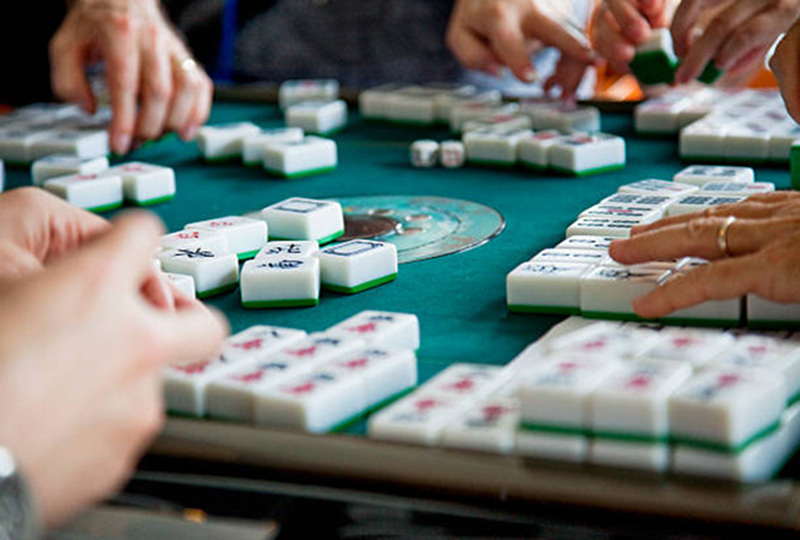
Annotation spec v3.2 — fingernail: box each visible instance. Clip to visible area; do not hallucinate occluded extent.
[522,67,537,83]
[486,64,503,78]
[182,125,198,141]
[113,133,131,154]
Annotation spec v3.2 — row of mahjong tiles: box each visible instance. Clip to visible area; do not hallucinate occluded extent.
[506,168,800,329]
[167,309,800,483]
[156,197,398,306]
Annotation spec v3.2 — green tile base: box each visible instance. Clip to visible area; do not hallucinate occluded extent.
[467,159,516,168]
[330,386,417,433]
[243,161,261,168]
[203,155,241,164]
[87,201,124,213]
[629,50,677,85]
[242,298,319,309]
[386,119,435,128]
[508,305,580,316]
[519,162,548,172]
[659,317,739,329]
[519,422,586,437]
[129,194,175,207]
[749,320,800,331]
[551,163,625,177]
[671,420,781,455]
[698,61,723,85]
[270,230,344,246]
[197,282,239,299]
[237,249,261,261]
[264,165,337,179]
[791,144,800,190]
[323,273,398,294]
[581,311,658,324]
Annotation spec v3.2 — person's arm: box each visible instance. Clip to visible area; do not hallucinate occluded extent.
[608,192,800,318]
[0,211,227,529]
[50,0,213,154]
[446,0,597,99]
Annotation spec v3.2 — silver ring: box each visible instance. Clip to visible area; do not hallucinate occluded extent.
[716,216,736,258]
[175,57,197,72]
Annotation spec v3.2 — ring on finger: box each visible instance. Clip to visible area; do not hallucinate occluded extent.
[173,57,198,73]
[716,216,736,258]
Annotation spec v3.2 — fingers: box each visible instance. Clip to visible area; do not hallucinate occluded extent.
[167,57,214,141]
[670,0,713,58]
[610,216,800,265]
[134,24,172,142]
[141,270,176,312]
[521,10,597,66]
[185,72,213,140]
[630,201,788,235]
[771,27,800,124]
[632,255,760,318]
[446,23,504,76]
[49,21,95,113]
[606,0,653,44]
[544,56,589,100]
[491,11,537,81]
[674,1,766,84]
[591,7,635,73]
[153,305,229,368]
[98,16,140,155]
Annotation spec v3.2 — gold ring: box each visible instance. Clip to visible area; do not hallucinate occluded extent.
[716,216,736,258]
[175,57,197,72]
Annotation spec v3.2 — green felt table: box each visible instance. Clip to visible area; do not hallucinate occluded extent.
[7,103,800,528]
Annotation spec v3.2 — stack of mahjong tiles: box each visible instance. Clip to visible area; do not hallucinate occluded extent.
[197,121,337,179]
[164,310,419,434]
[0,102,111,166]
[37,158,176,211]
[506,171,795,328]
[369,318,800,482]
[635,87,800,164]
[629,29,723,87]
[157,197,399,304]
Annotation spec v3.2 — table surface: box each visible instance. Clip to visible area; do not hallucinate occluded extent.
[7,102,799,528]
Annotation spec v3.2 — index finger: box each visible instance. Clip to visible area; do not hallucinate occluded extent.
[670,0,712,57]
[152,305,229,368]
[606,0,654,44]
[98,18,140,154]
[521,11,597,65]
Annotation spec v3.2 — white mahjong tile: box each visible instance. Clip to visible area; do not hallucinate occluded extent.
[367,392,466,446]
[160,229,229,254]
[673,165,755,186]
[636,327,735,367]
[617,178,699,196]
[317,239,398,294]
[515,429,588,462]
[461,112,532,134]
[164,272,196,299]
[423,364,507,401]
[278,79,339,109]
[767,123,800,161]
[530,248,608,265]
[29,129,109,160]
[240,257,320,308]
[590,359,693,438]
[517,130,567,170]
[271,333,366,368]
[668,366,786,451]
[519,355,622,428]
[285,100,348,135]
[440,398,520,455]
[548,133,626,175]
[262,136,337,177]
[658,272,741,325]
[242,127,304,166]
[31,154,109,185]
[665,194,747,216]
[325,347,417,407]
[325,310,420,351]
[197,122,261,160]
[566,216,642,238]
[579,203,663,223]
[261,197,344,244]
[205,355,317,422]
[255,240,319,260]
[698,181,774,197]
[449,101,519,133]
[157,247,239,298]
[579,265,667,320]
[546,320,664,359]
[724,123,771,162]
[185,215,267,259]
[531,103,601,132]
[434,87,500,124]
[0,128,61,163]
[359,83,407,120]
[463,127,533,165]
[43,172,123,212]
[555,235,615,252]
[590,439,671,471]
[600,193,678,210]
[748,295,800,330]
[223,325,308,363]
[385,86,440,125]
[108,162,175,205]
[253,368,367,432]
[164,350,262,417]
[678,124,728,161]
[709,336,800,402]
[506,261,593,315]
[634,97,692,134]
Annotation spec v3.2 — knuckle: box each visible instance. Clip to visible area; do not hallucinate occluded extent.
[705,18,731,42]
[144,78,172,103]
[487,2,508,21]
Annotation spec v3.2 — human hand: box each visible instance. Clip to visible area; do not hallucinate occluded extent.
[0,188,178,311]
[591,0,669,74]
[49,0,214,154]
[770,20,800,123]
[0,211,228,528]
[672,0,800,85]
[447,0,597,91]
[608,192,800,318]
